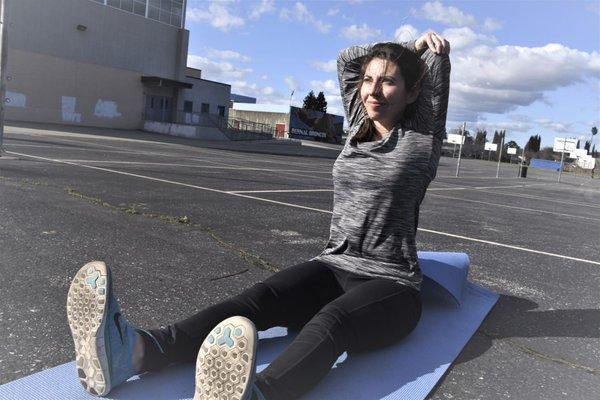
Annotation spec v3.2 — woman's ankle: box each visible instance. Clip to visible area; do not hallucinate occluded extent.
[133,329,168,373]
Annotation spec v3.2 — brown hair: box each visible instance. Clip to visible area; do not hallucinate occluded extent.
[354,42,426,143]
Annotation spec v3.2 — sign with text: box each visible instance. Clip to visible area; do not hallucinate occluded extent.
[576,156,596,170]
[569,148,588,158]
[484,142,498,151]
[446,133,465,145]
[507,147,517,155]
[553,137,577,153]
[289,106,344,144]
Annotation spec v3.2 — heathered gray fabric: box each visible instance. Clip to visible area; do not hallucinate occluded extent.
[311,42,451,290]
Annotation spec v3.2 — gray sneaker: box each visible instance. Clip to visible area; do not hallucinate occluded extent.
[193,316,264,400]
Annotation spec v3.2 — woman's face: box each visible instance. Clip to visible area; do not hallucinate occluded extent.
[360,58,418,128]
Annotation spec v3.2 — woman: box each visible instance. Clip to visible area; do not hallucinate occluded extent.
[67,31,450,400]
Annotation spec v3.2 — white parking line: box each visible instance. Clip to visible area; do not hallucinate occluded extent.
[52,160,333,174]
[428,193,600,222]
[228,189,333,194]
[9,150,600,267]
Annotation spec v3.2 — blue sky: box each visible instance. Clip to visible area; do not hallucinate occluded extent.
[184,0,600,148]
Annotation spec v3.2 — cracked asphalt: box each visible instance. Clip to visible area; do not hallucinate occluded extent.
[1,122,599,399]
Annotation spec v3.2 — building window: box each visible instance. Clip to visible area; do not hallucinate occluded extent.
[184,101,193,113]
[217,105,225,117]
[201,103,209,114]
[98,0,183,28]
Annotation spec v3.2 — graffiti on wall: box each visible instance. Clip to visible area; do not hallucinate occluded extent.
[94,100,122,119]
[61,96,82,123]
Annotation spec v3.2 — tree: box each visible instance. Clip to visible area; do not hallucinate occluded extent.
[525,134,541,153]
[315,91,328,113]
[584,140,592,152]
[303,91,328,113]
[474,129,487,159]
[302,91,318,110]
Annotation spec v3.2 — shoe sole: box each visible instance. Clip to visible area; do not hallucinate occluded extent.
[194,316,258,400]
[66,261,112,396]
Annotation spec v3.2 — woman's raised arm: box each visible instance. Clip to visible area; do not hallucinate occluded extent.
[405,32,451,140]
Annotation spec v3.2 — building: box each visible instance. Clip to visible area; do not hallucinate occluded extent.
[229,103,344,144]
[230,94,257,106]
[4,0,230,130]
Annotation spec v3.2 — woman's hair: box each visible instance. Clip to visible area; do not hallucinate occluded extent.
[354,42,427,142]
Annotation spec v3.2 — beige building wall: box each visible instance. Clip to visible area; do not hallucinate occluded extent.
[4,0,189,130]
[5,49,144,129]
[229,110,290,128]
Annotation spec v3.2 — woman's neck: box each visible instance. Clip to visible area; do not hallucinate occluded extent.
[373,119,397,139]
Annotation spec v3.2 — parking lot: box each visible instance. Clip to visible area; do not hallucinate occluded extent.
[1,123,599,399]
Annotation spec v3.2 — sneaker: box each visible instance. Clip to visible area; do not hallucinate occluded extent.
[66,261,143,396]
[194,316,264,400]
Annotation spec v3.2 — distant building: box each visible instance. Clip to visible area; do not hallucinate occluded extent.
[229,103,344,144]
[4,0,229,130]
[230,94,257,106]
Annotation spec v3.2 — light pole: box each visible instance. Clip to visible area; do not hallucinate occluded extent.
[496,133,504,178]
[0,0,8,157]
[455,122,466,177]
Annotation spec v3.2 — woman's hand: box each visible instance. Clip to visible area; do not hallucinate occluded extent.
[415,31,450,55]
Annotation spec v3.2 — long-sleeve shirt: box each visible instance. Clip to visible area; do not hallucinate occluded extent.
[311,41,451,290]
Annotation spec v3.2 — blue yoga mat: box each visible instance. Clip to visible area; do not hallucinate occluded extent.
[0,252,498,400]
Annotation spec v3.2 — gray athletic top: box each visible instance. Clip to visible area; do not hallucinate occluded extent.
[311,41,451,290]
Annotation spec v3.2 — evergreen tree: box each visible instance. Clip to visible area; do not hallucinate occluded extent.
[302,91,318,110]
[315,91,328,113]
[525,134,541,152]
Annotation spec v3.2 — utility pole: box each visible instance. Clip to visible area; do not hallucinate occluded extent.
[496,133,504,178]
[558,140,566,183]
[455,122,466,177]
[0,0,8,157]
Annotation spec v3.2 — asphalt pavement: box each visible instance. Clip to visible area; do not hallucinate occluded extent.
[1,123,598,399]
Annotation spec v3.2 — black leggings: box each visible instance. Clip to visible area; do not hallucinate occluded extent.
[149,260,421,399]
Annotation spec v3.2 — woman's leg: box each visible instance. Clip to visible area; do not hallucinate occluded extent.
[143,259,343,371]
[254,278,422,400]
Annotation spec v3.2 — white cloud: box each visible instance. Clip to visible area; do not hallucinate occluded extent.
[309,79,343,115]
[441,27,496,51]
[448,43,600,124]
[187,55,252,81]
[261,74,268,80]
[250,0,276,20]
[483,17,502,32]
[187,1,244,32]
[206,49,251,62]
[340,23,381,40]
[411,1,476,27]
[231,80,285,104]
[311,59,337,73]
[327,8,340,17]
[535,118,573,133]
[261,86,275,95]
[284,76,301,91]
[279,2,331,33]
[394,24,420,43]
[310,79,339,96]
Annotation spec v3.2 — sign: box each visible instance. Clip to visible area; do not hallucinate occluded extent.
[576,155,596,170]
[553,137,577,153]
[288,106,344,144]
[507,147,517,155]
[484,142,497,151]
[446,133,464,145]
[569,148,588,158]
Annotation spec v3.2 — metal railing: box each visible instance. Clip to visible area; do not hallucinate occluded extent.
[175,111,276,141]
